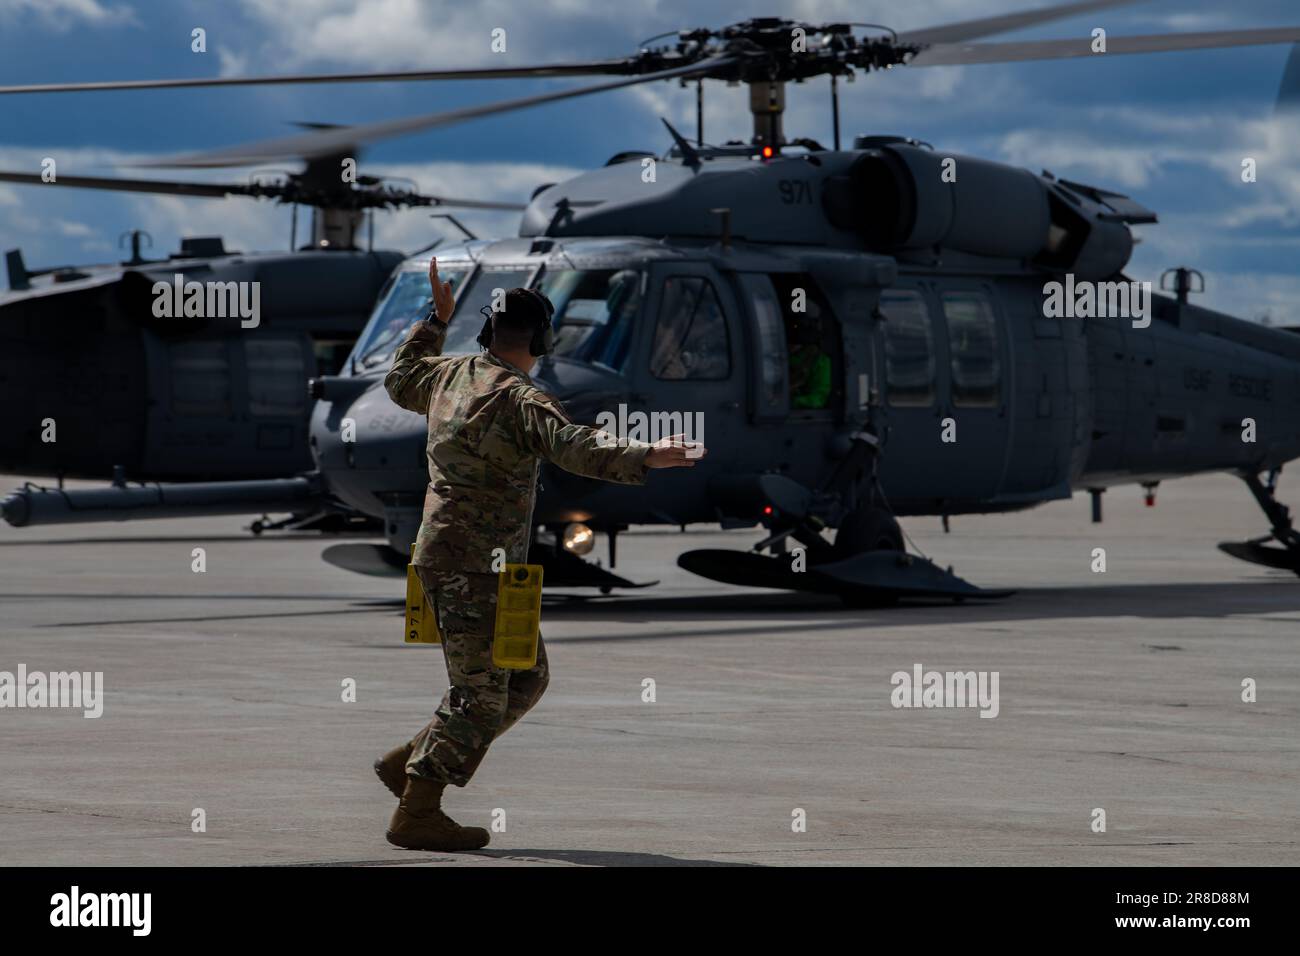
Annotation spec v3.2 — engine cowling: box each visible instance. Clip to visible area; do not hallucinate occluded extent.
[822,143,1140,279]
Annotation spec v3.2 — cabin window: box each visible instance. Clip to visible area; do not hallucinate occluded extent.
[942,292,1000,408]
[768,273,836,411]
[168,340,231,417]
[535,267,642,371]
[740,275,788,409]
[247,338,306,417]
[650,275,731,380]
[880,290,935,407]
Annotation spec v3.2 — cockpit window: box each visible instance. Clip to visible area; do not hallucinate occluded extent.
[650,275,731,380]
[439,266,536,355]
[351,267,469,370]
[349,262,641,372]
[535,268,642,371]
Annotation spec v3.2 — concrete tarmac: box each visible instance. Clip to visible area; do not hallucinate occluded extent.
[0,471,1296,866]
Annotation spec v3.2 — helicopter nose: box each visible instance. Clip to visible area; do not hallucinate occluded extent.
[310,377,427,474]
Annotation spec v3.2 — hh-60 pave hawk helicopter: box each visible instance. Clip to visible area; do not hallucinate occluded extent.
[6,0,1300,604]
[0,137,523,498]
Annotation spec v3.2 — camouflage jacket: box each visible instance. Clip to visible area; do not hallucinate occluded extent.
[385,319,652,572]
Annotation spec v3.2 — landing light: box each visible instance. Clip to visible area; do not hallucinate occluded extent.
[562,522,595,556]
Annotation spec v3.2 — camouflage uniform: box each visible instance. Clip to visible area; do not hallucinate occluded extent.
[385,316,651,786]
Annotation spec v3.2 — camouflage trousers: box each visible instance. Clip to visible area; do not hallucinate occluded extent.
[405,568,549,787]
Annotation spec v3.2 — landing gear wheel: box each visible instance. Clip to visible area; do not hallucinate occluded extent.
[832,507,904,608]
[833,507,904,558]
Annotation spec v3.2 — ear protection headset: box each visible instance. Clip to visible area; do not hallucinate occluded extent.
[477,288,555,357]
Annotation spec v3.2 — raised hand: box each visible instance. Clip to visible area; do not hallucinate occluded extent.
[428,256,455,325]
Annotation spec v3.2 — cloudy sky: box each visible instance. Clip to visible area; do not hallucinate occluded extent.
[1,0,1298,320]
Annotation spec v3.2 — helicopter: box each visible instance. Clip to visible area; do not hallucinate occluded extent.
[6,1,1300,604]
[0,144,523,496]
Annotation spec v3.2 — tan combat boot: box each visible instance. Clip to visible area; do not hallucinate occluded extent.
[373,742,413,799]
[386,776,490,852]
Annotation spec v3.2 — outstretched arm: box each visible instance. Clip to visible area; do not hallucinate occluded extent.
[517,393,706,482]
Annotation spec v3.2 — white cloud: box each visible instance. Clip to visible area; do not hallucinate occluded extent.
[223,0,1077,76]
[217,45,250,78]
[786,0,1012,36]
[226,0,645,71]
[916,65,965,100]
[1215,202,1300,231]
[54,218,95,236]
[1129,12,1244,33]
[996,130,1168,188]
[361,157,582,251]
[991,105,1300,198]
[0,0,135,30]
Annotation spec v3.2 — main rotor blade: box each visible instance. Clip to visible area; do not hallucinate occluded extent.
[0,169,524,210]
[138,55,737,169]
[411,195,527,211]
[1275,43,1300,115]
[0,170,252,198]
[896,0,1147,46]
[0,59,640,96]
[909,26,1300,66]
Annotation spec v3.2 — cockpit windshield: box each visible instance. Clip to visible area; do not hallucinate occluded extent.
[439,265,537,355]
[537,268,643,371]
[350,266,470,370]
[349,262,644,373]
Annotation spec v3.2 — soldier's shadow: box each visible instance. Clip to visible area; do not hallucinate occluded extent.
[470,847,761,867]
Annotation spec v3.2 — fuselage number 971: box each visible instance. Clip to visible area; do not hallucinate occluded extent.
[778,179,813,205]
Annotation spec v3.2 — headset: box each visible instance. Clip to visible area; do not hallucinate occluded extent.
[477,288,555,357]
